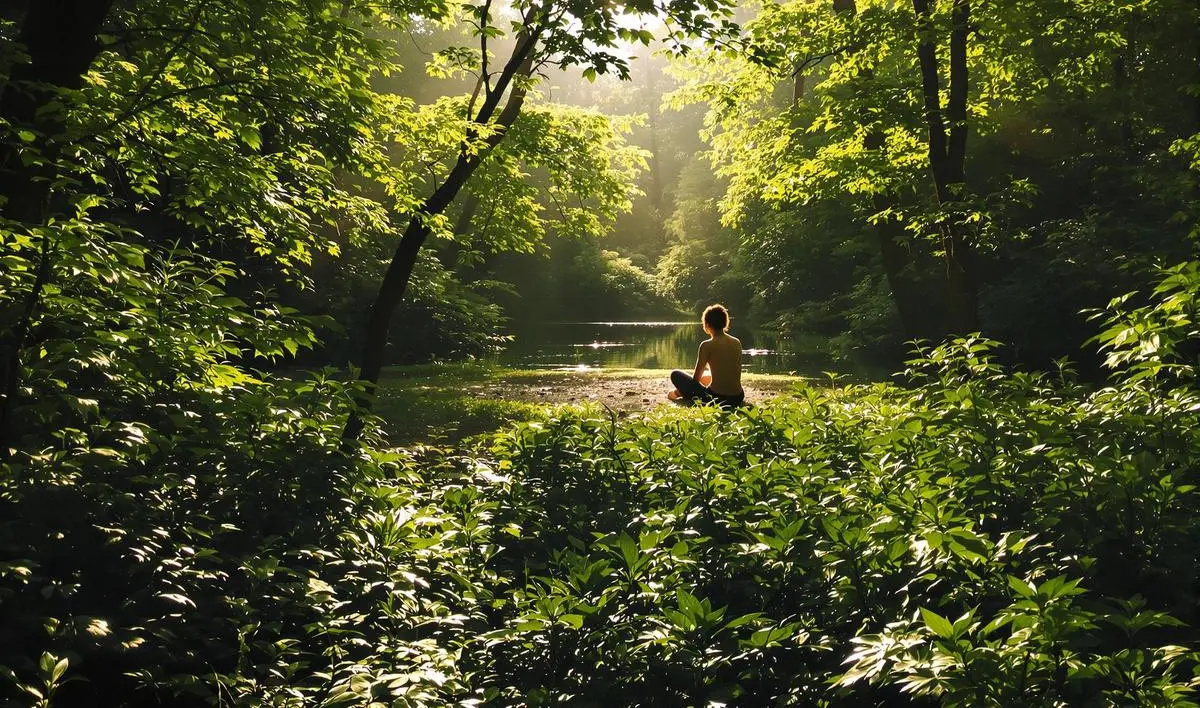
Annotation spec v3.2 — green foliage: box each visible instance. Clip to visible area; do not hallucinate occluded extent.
[372,363,545,444]
[65,0,437,270]
[0,211,389,703]
[654,155,749,313]
[455,104,649,257]
[3,0,666,375]
[445,328,1200,704]
[307,242,509,365]
[10,262,1200,703]
[493,236,682,321]
[8,0,1200,703]
[662,0,1200,360]
[308,94,652,361]
[1091,260,1200,381]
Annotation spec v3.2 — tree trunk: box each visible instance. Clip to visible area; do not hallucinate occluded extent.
[355,153,488,389]
[833,0,928,340]
[452,194,481,239]
[0,0,115,221]
[1194,0,1200,130]
[643,65,666,212]
[913,0,979,335]
[0,0,115,459]
[1112,12,1138,154]
[344,36,537,440]
[434,193,482,271]
[870,191,928,339]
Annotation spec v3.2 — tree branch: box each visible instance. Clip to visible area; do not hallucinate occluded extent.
[86,77,259,138]
[109,1,207,124]
[479,0,492,95]
[0,230,54,461]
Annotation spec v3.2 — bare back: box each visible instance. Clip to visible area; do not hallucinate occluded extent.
[695,332,743,396]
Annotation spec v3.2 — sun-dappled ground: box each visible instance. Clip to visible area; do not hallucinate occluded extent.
[373,363,808,444]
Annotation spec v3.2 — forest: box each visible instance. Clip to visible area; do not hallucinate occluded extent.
[4,0,1200,705]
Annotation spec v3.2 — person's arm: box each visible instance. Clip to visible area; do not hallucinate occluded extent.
[692,341,710,382]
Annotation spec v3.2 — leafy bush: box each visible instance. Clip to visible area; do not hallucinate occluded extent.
[7,258,1200,706]
[456,331,1200,705]
[493,239,682,321]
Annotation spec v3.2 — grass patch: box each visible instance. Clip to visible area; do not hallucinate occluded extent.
[373,362,811,445]
[374,363,547,445]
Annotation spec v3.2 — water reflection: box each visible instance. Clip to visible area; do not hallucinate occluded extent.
[491,322,810,375]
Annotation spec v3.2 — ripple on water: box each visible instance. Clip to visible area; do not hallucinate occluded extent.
[572,342,634,349]
[492,321,812,376]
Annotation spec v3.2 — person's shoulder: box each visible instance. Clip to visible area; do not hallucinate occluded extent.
[727,334,742,346]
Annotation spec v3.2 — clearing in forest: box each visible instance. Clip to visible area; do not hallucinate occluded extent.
[374,364,807,444]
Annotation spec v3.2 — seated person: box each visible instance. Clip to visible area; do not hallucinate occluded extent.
[668,304,744,409]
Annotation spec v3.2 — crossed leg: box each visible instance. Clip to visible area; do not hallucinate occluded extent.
[668,369,712,401]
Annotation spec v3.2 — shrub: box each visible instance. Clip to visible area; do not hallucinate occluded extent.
[7,258,1200,706]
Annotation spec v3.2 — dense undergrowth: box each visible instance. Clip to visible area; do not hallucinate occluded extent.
[5,264,1200,706]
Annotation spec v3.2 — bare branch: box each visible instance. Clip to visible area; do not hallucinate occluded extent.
[479,0,492,96]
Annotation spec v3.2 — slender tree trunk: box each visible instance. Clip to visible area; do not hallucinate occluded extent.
[0,0,114,459]
[356,154,491,387]
[344,36,537,440]
[0,0,114,220]
[452,194,482,239]
[944,0,977,335]
[792,71,806,104]
[833,0,928,340]
[643,65,666,212]
[1194,0,1200,130]
[913,0,978,335]
[870,190,928,338]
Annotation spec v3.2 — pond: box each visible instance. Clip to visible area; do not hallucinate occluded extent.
[489,321,878,377]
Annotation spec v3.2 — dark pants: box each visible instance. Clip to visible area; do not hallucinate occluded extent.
[670,370,745,409]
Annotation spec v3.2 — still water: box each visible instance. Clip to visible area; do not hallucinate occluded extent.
[490,321,829,376]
